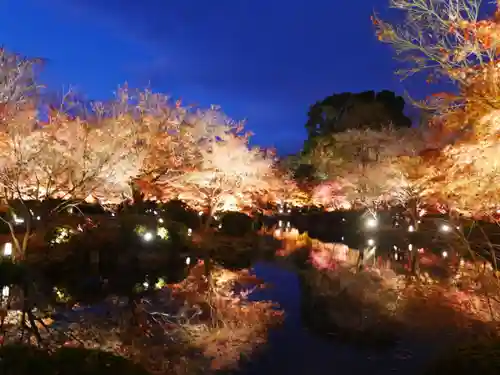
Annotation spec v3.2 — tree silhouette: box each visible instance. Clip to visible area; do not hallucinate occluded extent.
[304,90,411,141]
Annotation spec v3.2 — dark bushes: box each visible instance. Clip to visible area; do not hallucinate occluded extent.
[0,345,149,375]
[220,212,254,237]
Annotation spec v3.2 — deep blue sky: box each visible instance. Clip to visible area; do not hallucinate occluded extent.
[2,0,431,154]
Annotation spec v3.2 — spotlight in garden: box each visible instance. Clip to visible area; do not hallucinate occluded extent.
[440,224,451,233]
[188,228,192,236]
[185,256,191,265]
[367,238,375,246]
[2,286,9,297]
[198,211,203,216]
[158,218,164,223]
[408,225,415,232]
[36,216,41,220]
[13,215,24,224]
[442,251,448,258]
[143,232,154,242]
[3,242,12,256]
[365,218,377,229]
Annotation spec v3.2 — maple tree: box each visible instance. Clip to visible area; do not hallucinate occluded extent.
[307,127,423,210]
[374,0,500,217]
[171,128,277,219]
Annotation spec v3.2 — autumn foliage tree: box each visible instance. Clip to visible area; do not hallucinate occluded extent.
[173,129,277,220]
[374,0,500,217]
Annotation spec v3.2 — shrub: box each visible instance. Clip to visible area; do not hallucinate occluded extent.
[0,345,149,375]
[220,212,253,237]
[424,338,500,375]
[163,199,199,229]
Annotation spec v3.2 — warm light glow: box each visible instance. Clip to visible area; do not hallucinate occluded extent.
[13,216,24,224]
[143,232,154,241]
[440,224,451,232]
[366,218,378,228]
[408,225,415,232]
[3,242,12,256]
[367,238,375,246]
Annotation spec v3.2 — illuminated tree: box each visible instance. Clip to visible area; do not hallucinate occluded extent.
[173,130,277,220]
[373,0,500,134]
[0,48,42,106]
[0,103,147,259]
[375,0,500,217]
[308,127,419,210]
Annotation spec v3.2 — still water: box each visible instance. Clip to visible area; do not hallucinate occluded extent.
[237,262,435,375]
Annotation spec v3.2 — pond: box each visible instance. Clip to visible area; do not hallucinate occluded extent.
[238,262,436,375]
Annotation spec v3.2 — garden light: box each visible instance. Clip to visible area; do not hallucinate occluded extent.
[367,238,375,246]
[36,216,41,220]
[408,225,415,232]
[157,227,168,240]
[13,215,24,224]
[2,286,9,297]
[440,224,451,232]
[442,251,448,258]
[158,218,164,223]
[143,232,154,242]
[3,242,12,256]
[198,211,203,216]
[188,228,192,236]
[408,244,413,251]
[185,256,191,265]
[365,218,377,228]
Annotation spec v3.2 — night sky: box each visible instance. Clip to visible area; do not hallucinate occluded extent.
[3,0,435,154]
